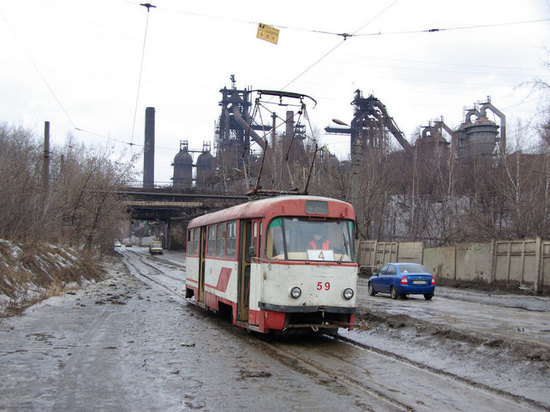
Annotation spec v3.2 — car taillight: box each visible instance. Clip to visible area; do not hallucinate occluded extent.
[400,276,408,285]
[431,277,435,285]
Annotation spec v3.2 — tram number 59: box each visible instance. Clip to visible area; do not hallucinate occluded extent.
[316,281,331,291]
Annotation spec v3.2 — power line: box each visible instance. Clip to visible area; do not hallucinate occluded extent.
[75,127,192,153]
[133,1,550,40]
[354,18,550,37]
[277,17,550,39]
[75,127,143,147]
[0,8,77,131]
[130,3,155,146]
[279,0,401,92]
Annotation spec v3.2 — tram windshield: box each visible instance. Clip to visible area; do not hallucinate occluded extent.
[266,217,355,262]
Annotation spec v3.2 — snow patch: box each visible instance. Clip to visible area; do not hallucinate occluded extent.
[0,239,103,316]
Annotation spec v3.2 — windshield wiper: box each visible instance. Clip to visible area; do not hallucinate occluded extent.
[339,232,349,263]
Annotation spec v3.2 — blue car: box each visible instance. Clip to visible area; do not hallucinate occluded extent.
[368,262,435,300]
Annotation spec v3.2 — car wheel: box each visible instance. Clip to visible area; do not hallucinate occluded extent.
[424,293,433,300]
[390,286,398,299]
[368,282,376,296]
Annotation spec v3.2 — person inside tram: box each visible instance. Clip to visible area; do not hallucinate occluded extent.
[307,231,330,250]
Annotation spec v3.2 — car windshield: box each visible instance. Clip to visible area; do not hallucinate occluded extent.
[399,264,429,274]
[266,217,355,262]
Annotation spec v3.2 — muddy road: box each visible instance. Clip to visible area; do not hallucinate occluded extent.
[1,247,549,411]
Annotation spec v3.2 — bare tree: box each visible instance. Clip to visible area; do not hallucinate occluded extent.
[0,125,133,253]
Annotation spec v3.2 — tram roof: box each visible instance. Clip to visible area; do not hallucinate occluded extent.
[187,195,354,228]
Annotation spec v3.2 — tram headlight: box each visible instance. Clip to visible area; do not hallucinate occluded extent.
[290,286,302,299]
[343,288,354,300]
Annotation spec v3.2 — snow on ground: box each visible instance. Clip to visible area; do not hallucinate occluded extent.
[1,242,549,408]
[0,239,105,316]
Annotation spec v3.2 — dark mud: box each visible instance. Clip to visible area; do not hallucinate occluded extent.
[355,309,550,362]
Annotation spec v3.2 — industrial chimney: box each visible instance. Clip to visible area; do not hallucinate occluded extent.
[143,107,155,188]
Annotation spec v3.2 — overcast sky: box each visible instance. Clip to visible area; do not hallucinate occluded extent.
[1,0,549,185]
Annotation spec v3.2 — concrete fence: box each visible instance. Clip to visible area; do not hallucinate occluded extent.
[357,237,549,294]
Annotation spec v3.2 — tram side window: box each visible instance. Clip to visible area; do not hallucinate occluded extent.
[192,228,199,255]
[207,225,216,257]
[259,222,263,257]
[266,218,285,260]
[226,221,237,259]
[216,223,225,257]
[186,230,192,255]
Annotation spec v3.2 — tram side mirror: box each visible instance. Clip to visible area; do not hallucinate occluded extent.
[248,245,256,257]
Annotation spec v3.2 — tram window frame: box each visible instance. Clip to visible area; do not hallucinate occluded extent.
[206,225,216,257]
[251,222,258,259]
[192,227,199,255]
[186,230,192,255]
[259,222,263,258]
[266,216,355,262]
[266,217,286,260]
[226,221,237,259]
[216,223,225,258]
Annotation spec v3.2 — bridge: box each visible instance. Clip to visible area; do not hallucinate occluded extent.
[118,188,249,249]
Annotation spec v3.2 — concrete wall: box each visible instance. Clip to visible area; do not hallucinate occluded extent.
[456,242,492,282]
[493,240,539,285]
[423,246,456,280]
[398,242,424,263]
[358,237,550,294]
[357,241,423,272]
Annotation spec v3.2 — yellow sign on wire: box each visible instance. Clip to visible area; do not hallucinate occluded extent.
[257,23,279,45]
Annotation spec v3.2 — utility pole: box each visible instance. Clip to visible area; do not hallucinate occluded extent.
[42,121,50,214]
[143,107,155,188]
[140,3,156,11]
[350,127,362,211]
[271,111,277,149]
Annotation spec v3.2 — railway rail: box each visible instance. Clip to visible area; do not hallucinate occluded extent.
[255,334,543,411]
[119,249,545,411]
[121,251,188,299]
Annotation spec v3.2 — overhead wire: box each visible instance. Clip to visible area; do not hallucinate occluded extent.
[130,3,155,148]
[353,18,550,37]
[133,1,550,41]
[279,0,401,92]
[76,126,196,153]
[4,1,548,156]
[75,127,143,147]
[273,17,550,39]
[273,0,401,163]
[0,3,149,152]
[0,8,77,132]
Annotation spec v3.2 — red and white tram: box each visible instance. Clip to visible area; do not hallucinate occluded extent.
[185,195,357,334]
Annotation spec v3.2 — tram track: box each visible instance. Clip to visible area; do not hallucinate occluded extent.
[119,250,546,411]
[121,252,188,301]
[151,255,186,271]
[124,250,187,284]
[255,332,544,412]
[332,334,548,411]
[253,334,414,411]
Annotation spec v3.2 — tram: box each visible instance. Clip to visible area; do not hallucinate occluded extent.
[185,195,357,334]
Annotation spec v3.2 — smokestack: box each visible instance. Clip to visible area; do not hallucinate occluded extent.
[285,110,294,140]
[143,107,155,188]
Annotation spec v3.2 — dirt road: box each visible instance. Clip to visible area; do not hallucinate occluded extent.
[0,248,548,411]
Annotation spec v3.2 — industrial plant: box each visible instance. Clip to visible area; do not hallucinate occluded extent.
[132,76,514,249]
[139,80,506,196]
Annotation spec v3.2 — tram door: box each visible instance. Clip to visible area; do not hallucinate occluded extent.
[238,219,259,322]
[197,227,206,304]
